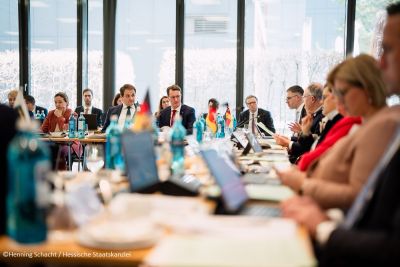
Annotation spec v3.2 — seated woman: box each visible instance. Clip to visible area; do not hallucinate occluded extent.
[41,92,72,170]
[112,93,122,107]
[296,85,362,171]
[155,96,170,120]
[277,54,392,210]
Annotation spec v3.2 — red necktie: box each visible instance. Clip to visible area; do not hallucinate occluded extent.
[251,113,256,134]
[170,109,177,127]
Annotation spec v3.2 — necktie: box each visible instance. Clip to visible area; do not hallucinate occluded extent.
[170,109,177,127]
[342,125,400,229]
[85,108,89,114]
[125,106,132,124]
[251,113,256,134]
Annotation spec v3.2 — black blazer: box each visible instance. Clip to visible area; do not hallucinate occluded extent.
[319,146,400,267]
[158,105,196,135]
[75,106,104,127]
[238,108,275,136]
[101,105,123,133]
[0,105,17,235]
[289,108,324,163]
[296,113,343,152]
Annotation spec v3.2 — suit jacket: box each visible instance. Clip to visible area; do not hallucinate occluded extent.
[320,142,400,267]
[75,106,104,127]
[289,108,324,163]
[158,105,196,135]
[298,116,362,171]
[102,105,124,133]
[41,109,72,133]
[0,105,17,235]
[303,106,400,210]
[238,108,275,136]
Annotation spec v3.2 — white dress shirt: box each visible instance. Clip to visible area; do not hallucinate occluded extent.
[118,103,136,128]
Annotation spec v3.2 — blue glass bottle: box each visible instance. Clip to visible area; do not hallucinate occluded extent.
[216,114,225,138]
[7,120,51,244]
[105,115,124,171]
[77,112,86,139]
[170,116,186,177]
[193,117,204,143]
[68,114,76,138]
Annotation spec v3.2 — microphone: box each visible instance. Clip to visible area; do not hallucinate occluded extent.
[235,114,260,129]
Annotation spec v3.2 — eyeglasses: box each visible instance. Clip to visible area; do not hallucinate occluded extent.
[302,94,313,99]
[246,101,257,105]
[286,95,300,101]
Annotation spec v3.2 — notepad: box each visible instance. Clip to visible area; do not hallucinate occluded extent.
[257,122,275,136]
[245,184,295,202]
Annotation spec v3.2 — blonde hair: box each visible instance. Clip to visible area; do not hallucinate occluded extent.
[327,54,387,108]
[7,89,18,98]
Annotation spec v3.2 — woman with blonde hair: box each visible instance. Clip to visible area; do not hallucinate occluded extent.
[277,54,394,210]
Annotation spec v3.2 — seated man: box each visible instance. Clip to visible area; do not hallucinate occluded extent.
[25,94,48,118]
[157,85,196,135]
[238,95,275,136]
[75,88,103,127]
[102,84,137,132]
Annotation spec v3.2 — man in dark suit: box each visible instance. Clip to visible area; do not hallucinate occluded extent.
[275,83,324,163]
[75,88,103,127]
[24,94,48,118]
[158,85,196,135]
[286,85,306,140]
[102,84,138,132]
[281,3,400,266]
[238,95,275,136]
[0,104,18,235]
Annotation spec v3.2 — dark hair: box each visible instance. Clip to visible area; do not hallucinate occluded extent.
[166,84,182,96]
[158,96,169,111]
[83,88,93,96]
[387,2,400,15]
[54,92,69,104]
[24,95,35,105]
[286,85,304,95]
[208,98,219,109]
[112,93,121,106]
[119,84,136,96]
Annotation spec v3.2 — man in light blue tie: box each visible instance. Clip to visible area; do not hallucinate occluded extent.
[280,3,400,266]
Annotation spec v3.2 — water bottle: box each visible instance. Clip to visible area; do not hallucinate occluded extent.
[193,117,204,143]
[105,115,124,171]
[7,119,51,244]
[77,112,86,139]
[35,110,41,120]
[40,110,45,120]
[68,114,76,138]
[233,116,237,131]
[216,114,225,138]
[170,115,186,177]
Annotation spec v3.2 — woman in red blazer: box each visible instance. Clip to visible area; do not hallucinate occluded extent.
[41,92,72,170]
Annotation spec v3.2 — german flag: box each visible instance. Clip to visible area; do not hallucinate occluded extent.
[206,107,217,133]
[132,89,152,132]
[225,106,233,129]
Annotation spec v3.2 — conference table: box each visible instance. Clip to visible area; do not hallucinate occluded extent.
[41,134,106,171]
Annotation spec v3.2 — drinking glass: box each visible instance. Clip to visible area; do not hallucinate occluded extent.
[85,145,104,173]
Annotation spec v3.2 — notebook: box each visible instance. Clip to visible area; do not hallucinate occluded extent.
[200,149,281,217]
[83,114,98,130]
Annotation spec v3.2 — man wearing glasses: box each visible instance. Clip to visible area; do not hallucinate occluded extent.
[286,85,307,139]
[238,95,275,136]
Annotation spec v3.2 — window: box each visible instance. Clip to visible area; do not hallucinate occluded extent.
[116,0,175,112]
[0,0,19,103]
[30,0,77,110]
[184,0,237,117]
[244,0,346,133]
[353,0,397,58]
[88,0,104,109]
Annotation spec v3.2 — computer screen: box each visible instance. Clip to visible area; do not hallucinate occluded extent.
[200,149,248,212]
[121,132,159,192]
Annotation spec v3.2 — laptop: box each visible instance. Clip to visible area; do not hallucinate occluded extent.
[121,131,201,196]
[83,114,98,130]
[200,149,281,217]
